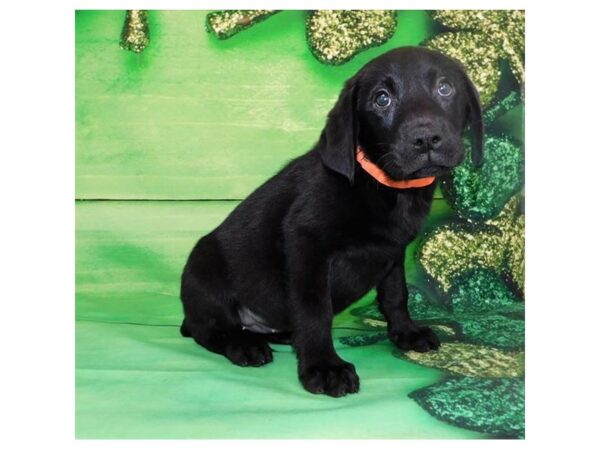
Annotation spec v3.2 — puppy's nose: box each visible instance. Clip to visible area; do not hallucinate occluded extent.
[411,132,442,151]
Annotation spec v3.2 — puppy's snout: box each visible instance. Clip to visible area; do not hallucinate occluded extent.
[410,129,443,152]
[404,116,444,152]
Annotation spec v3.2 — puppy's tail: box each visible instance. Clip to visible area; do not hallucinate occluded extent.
[180,319,192,338]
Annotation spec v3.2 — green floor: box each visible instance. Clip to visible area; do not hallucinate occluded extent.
[76,200,485,439]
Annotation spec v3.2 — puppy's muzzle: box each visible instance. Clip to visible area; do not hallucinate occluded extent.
[405,118,446,153]
[408,128,443,153]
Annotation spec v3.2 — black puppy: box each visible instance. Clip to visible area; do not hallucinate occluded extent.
[180,47,483,397]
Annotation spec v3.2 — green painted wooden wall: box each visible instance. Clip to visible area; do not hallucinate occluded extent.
[76,10,438,199]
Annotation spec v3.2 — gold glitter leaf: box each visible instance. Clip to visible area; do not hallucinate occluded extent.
[419,195,524,294]
[424,10,525,106]
[120,10,150,53]
[430,324,457,337]
[206,10,278,40]
[401,342,524,378]
[488,197,525,293]
[425,32,501,106]
[419,223,504,292]
[307,10,397,65]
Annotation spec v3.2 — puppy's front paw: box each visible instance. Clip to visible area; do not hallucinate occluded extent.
[390,325,440,352]
[299,361,360,397]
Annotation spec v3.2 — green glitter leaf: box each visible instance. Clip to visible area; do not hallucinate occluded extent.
[350,301,384,322]
[448,268,523,314]
[407,286,452,320]
[338,332,387,347]
[410,377,525,438]
[460,316,524,350]
[349,285,450,326]
[440,136,524,222]
[483,91,521,125]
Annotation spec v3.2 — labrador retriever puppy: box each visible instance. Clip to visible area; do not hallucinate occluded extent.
[180,46,483,397]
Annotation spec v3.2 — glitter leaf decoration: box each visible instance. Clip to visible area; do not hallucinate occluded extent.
[460,316,524,350]
[205,10,279,39]
[349,286,450,325]
[494,198,525,294]
[120,10,150,53]
[418,196,525,295]
[423,10,525,106]
[397,342,524,378]
[440,135,525,222]
[409,377,525,438]
[344,271,524,349]
[482,90,521,126]
[447,268,523,315]
[341,286,458,347]
[338,332,387,347]
[205,10,398,65]
[307,10,398,65]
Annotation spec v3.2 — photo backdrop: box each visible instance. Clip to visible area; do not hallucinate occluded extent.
[76,10,524,439]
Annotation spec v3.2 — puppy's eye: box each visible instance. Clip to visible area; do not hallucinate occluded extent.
[374,91,391,108]
[437,79,454,97]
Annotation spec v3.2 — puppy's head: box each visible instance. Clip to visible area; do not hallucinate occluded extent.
[319,47,483,183]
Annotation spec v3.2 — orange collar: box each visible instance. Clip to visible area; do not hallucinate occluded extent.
[356,147,436,189]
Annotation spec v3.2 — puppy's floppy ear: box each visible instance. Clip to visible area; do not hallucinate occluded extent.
[319,77,358,182]
[464,74,485,167]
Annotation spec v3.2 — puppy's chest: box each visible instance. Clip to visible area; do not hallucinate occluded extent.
[361,199,430,245]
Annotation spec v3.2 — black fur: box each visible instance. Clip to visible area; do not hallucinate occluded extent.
[180,47,483,397]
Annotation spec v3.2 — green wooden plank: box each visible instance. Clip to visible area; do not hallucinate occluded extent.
[76,200,233,324]
[76,10,437,199]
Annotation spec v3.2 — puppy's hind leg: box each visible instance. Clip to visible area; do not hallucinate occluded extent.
[181,283,274,367]
[180,239,273,367]
[180,320,192,337]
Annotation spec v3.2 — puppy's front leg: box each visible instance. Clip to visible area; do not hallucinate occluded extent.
[377,256,440,353]
[287,239,359,397]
